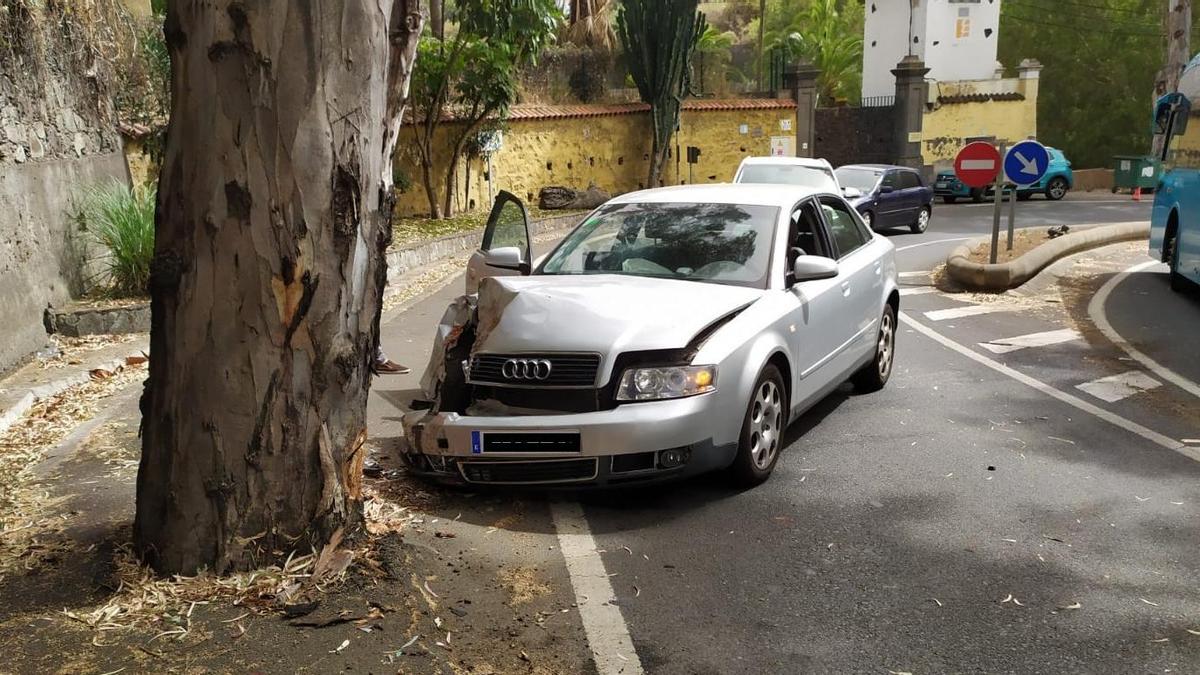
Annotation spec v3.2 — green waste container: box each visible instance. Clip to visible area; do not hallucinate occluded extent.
[1112,155,1162,193]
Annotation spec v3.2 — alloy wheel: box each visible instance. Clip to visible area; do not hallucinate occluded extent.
[749,380,783,470]
[877,310,895,379]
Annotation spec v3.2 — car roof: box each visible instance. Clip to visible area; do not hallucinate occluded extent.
[607,183,830,209]
[839,163,912,171]
[738,156,833,169]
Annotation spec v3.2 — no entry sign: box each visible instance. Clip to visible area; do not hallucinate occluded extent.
[954,142,1002,188]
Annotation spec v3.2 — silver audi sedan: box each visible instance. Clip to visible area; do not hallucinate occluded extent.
[402,183,899,488]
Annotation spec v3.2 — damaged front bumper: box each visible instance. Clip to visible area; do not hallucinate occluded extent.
[401,396,738,487]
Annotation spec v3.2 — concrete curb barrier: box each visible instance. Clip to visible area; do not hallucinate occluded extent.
[0,354,137,436]
[945,221,1150,291]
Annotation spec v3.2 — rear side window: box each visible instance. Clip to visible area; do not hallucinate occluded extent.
[819,197,869,258]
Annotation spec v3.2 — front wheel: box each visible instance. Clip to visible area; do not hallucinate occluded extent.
[910,206,930,234]
[1046,177,1068,201]
[730,365,788,487]
[861,210,875,230]
[1017,191,1033,201]
[942,196,957,204]
[1168,233,1186,292]
[970,188,985,203]
[851,303,896,393]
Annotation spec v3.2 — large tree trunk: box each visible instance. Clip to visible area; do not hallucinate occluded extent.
[430,0,444,39]
[135,0,422,575]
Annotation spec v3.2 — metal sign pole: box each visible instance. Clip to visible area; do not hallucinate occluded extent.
[1006,183,1016,251]
[990,143,1006,264]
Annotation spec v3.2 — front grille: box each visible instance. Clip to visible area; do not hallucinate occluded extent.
[474,386,604,413]
[459,458,598,484]
[482,432,581,453]
[470,353,601,388]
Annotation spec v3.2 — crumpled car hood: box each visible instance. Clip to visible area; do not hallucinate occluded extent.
[474,274,763,355]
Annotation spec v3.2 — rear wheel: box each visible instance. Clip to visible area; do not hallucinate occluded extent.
[970,188,985,203]
[1046,177,1068,200]
[730,365,787,487]
[851,303,896,393]
[910,206,930,234]
[942,196,957,204]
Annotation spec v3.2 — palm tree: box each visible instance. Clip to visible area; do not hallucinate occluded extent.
[564,0,618,50]
[765,0,863,103]
[695,24,737,93]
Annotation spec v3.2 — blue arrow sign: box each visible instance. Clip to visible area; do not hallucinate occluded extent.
[1003,140,1049,186]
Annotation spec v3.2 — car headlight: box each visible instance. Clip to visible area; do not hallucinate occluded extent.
[616,365,717,401]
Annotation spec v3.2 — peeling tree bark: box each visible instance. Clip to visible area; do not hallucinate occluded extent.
[135,0,422,575]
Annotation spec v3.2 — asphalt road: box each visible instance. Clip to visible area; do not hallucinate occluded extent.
[372,192,1200,674]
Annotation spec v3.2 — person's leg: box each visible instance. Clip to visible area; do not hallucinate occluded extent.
[374,345,410,375]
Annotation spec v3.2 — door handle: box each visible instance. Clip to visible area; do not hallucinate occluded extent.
[841,281,851,296]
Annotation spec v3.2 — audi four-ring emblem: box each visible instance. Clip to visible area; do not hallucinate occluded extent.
[501,358,553,380]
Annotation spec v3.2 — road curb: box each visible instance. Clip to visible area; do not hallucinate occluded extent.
[945,221,1149,291]
[0,354,137,436]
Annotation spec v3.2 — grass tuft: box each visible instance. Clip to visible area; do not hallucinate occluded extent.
[79,180,155,298]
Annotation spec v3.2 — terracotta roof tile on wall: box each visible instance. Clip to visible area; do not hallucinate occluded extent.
[936,92,1026,105]
[408,98,799,124]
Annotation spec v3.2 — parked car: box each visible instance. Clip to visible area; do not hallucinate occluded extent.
[934,146,1074,203]
[835,164,934,234]
[733,156,841,193]
[402,185,900,488]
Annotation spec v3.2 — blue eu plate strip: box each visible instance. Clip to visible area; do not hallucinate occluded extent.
[471,431,482,454]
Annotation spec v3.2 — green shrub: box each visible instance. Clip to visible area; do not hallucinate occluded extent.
[79,180,155,298]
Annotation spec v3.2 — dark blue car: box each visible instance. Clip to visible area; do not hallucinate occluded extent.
[834,164,934,234]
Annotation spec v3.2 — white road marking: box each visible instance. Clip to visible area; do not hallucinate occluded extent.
[900,287,938,296]
[895,236,973,252]
[899,271,932,278]
[1076,370,1162,403]
[1088,259,1200,400]
[924,303,1016,322]
[551,501,644,675]
[898,311,1196,460]
[979,328,1082,354]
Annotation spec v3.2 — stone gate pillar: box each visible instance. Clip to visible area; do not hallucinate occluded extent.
[784,62,820,158]
[892,55,930,170]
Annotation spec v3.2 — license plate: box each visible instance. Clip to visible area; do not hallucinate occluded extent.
[471,431,582,454]
[935,182,948,189]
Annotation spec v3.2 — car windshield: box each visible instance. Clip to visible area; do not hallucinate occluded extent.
[737,164,836,190]
[538,202,778,289]
[835,167,883,191]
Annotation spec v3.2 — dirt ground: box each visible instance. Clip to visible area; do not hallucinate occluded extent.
[966,227,1059,265]
[0,375,591,675]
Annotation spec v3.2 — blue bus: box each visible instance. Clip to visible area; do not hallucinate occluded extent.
[1151,54,1200,292]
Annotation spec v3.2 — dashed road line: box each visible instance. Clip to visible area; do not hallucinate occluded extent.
[979,328,1082,354]
[1076,370,1163,403]
[899,311,1196,461]
[898,270,932,279]
[895,236,973,252]
[551,501,644,675]
[1088,259,1200,400]
[899,287,938,296]
[924,303,1016,322]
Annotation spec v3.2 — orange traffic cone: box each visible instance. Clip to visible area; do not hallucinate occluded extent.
[1133,187,1142,201]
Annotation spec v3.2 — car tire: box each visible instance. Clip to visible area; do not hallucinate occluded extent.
[851,303,897,393]
[861,210,875,230]
[910,206,930,234]
[730,364,788,488]
[1046,177,1069,201]
[942,196,957,204]
[1017,192,1033,201]
[970,189,985,203]
[1168,232,1186,293]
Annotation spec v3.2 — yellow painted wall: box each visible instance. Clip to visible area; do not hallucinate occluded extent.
[122,136,156,187]
[921,79,1039,167]
[393,106,795,217]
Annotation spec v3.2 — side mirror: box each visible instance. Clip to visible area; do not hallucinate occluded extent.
[1154,92,1189,135]
[878,185,894,194]
[842,187,863,199]
[484,246,528,273]
[792,255,839,283]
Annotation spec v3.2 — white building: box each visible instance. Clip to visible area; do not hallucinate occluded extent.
[862,0,1004,100]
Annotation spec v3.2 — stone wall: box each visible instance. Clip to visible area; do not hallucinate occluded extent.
[0,4,128,373]
[394,99,798,217]
[813,105,896,168]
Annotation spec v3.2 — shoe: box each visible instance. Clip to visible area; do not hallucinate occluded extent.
[375,359,411,375]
